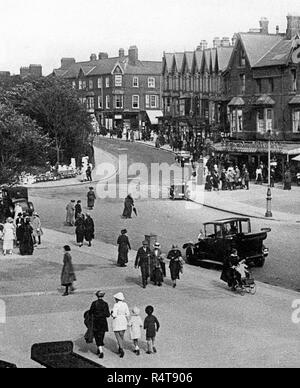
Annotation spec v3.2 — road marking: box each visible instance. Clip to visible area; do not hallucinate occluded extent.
[0,285,136,299]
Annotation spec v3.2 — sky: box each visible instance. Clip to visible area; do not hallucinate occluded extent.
[0,0,300,75]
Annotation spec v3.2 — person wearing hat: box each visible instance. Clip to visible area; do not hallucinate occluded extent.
[84,213,95,247]
[88,291,110,359]
[66,200,76,226]
[31,212,43,246]
[220,248,239,289]
[19,217,34,256]
[167,245,184,288]
[15,213,24,247]
[87,188,96,210]
[111,292,130,358]
[75,200,82,220]
[75,213,86,247]
[135,240,152,289]
[150,242,165,287]
[122,194,134,219]
[117,229,131,267]
[3,217,15,256]
[61,245,76,296]
[128,307,143,356]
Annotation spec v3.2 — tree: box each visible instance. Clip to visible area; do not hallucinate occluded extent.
[5,78,94,165]
[0,104,50,184]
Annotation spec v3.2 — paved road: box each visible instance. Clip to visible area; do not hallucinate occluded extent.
[28,138,300,291]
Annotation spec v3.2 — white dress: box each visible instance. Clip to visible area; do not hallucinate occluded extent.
[3,223,15,251]
[128,315,143,340]
[111,301,130,332]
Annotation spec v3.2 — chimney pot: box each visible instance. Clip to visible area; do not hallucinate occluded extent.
[286,14,300,40]
[128,45,138,65]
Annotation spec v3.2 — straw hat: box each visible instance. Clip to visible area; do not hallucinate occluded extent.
[114,292,125,301]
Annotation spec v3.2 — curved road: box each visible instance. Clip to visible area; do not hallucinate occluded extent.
[29,138,300,291]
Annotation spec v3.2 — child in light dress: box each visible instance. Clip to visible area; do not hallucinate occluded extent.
[128,307,143,356]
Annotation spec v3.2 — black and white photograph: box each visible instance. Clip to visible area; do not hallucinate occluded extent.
[1,0,300,372]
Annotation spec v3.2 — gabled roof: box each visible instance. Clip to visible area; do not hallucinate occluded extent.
[216,46,234,72]
[183,52,194,73]
[210,48,217,73]
[239,33,283,67]
[162,53,174,73]
[254,94,276,106]
[202,49,211,72]
[173,53,184,73]
[253,39,293,68]
[194,50,204,72]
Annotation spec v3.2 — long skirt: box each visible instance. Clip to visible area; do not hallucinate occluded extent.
[118,247,129,266]
[3,239,13,251]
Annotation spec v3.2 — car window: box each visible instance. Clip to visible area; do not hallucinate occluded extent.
[215,225,223,238]
[205,224,215,238]
[239,221,250,234]
[224,222,238,235]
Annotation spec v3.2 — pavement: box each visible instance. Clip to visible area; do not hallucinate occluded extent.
[1,227,300,368]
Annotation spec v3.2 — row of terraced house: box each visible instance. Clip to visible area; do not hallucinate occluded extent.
[161,15,300,174]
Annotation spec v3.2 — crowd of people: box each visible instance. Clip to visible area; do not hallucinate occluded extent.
[0,207,43,256]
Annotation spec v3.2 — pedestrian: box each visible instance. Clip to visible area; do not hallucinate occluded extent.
[128,307,143,356]
[227,167,236,190]
[111,292,130,358]
[122,194,134,219]
[14,204,23,222]
[84,213,95,247]
[220,169,228,191]
[205,172,213,191]
[31,212,43,246]
[15,212,24,247]
[19,217,34,256]
[117,229,131,267]
[243,168,250,190]
[167,245,184,288]
[150,242,165,287]
[284,170,292,190]
[3,217,15,256]
[66,200,76,226]
[135,240,152,289]
[61,245,76,296]
[87,187,96,210]
[75,214,85,247]
[86,165,93,182]
[220,248,239,289]
[256,166,263,185]
[144,305,160,355]
[75,200,82,220]
[88,291,110,359]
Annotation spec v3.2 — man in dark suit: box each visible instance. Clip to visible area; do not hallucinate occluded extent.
[135,240,152,288]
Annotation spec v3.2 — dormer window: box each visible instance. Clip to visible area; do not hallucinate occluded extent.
[239,49,246,67]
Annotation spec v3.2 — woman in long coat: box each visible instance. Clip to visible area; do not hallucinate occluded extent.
[87,188,96,210]
[84,214,95,247]
[284,170,292,190]
[150,242,165,286]
[19,218,34,256]
[75,214,85,247]
[167,245,184,288]
[122,194,134,219]
[117,229,131,267]
[111,292,130,358]
[66,200,76,226]
[88,291,110,359]
[61,245,76,296]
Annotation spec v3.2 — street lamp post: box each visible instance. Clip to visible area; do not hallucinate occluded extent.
[265,130,273,218]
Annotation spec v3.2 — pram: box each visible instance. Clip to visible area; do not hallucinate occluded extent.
[232,262,256,295]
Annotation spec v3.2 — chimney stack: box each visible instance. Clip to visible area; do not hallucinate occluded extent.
[199,40,208,51]
[286,14,300,40]
[119,48,125,58]
[90,53,97,61]
[61,58,76,70]
[259,17,269,34]
[128,45,138,65]
[98,52,109,60]
[221,37,231,47]
[213,37,221,48]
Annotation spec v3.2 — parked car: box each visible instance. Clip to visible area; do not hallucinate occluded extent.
[0,186,34,222]
[184,218,270,268]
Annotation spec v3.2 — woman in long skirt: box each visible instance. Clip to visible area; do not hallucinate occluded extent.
[122,195,134,219]
[167,245,184,288]
[75,214,85,247]
[117,229,131,267]
[3,218,15,255]
[61,245,76,296]
[19,218,34,256]
[84,214,95,247]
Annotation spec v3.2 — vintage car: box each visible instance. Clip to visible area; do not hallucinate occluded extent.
[0,186,34,222]
[185,218,270,268]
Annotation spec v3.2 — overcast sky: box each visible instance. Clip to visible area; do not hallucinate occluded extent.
[0,0,299,75]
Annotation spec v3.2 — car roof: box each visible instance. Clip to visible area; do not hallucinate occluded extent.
[204,218,250,226]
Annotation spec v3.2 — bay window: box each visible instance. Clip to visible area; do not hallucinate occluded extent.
[292,108,300,133]
[256,108,273,133]
[230,108,243,132]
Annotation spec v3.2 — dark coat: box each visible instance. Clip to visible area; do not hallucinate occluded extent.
[87,190,96,208]
[117,234,131,265]
[168,249,183,281]
[75,204,82,219]
[135,247,152,278]
[19,223,34,256]
[150,249,165,284]
[75,217,85,243]
[89,299,110,333]
[122,195,134,218]
[84,310,94,344]
[84,217,95,241]
[61,252,76,286]
[144,315,160,339]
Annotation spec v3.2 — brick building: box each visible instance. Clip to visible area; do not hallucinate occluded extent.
[20,64,43,78]
[52,47,162,133]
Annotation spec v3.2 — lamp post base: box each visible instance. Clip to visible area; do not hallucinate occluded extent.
[265,211,273,218]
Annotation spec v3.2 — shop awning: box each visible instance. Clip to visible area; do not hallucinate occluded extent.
[146,110,163,125]
[289,95,300,105]
[228,97,245,107]
[253,94,275,106]
[212,141,300,155]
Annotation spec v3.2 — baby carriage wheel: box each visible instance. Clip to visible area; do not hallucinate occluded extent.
[250,284,257,295]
